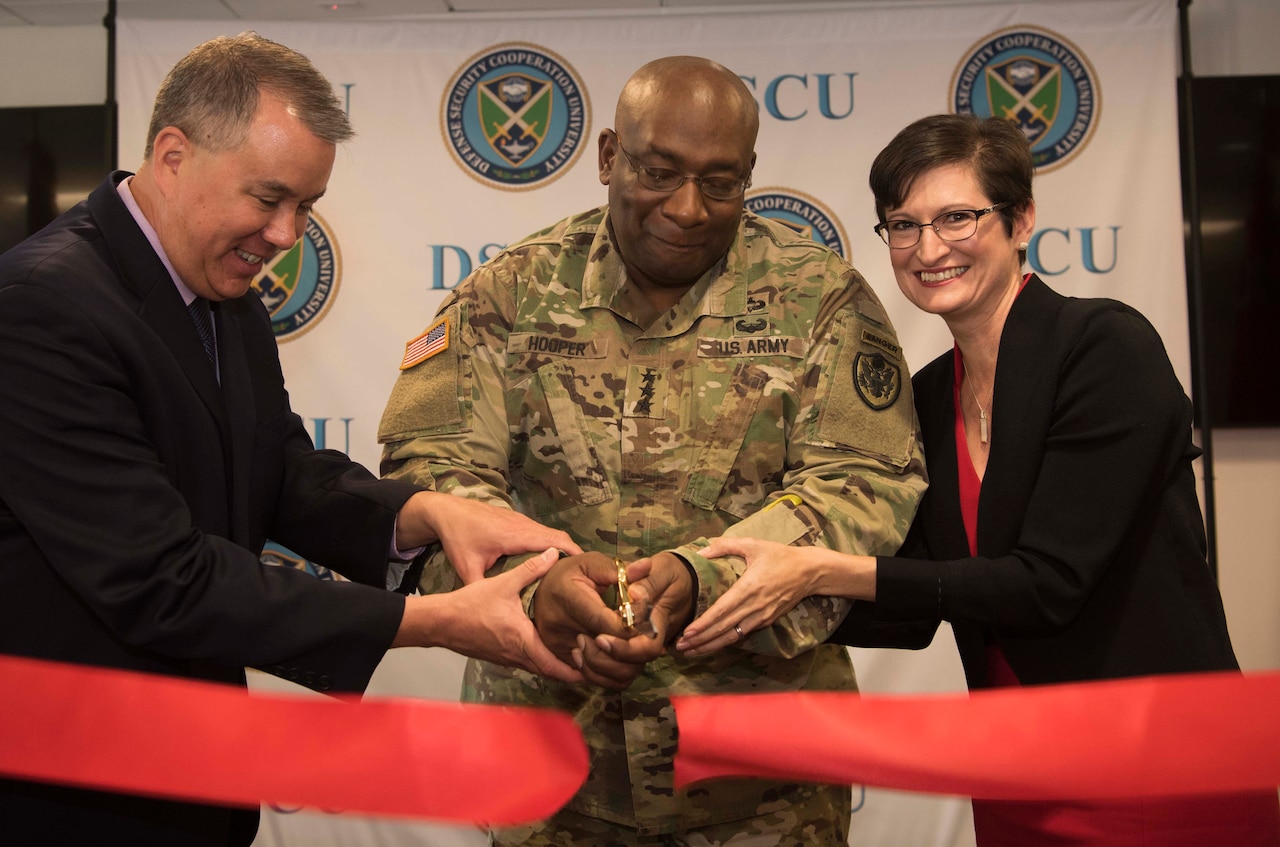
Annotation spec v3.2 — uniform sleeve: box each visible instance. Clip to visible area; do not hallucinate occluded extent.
[874,306,1194,634]
[672,268,929,658]
[378,266,525,594]
[236,290,421,587]
[828,522,940,650]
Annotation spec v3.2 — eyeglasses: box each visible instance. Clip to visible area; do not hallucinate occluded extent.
[614,138,751,202]
[873,203,1009,249]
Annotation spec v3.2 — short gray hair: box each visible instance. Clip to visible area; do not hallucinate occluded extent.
[144,31,353,159]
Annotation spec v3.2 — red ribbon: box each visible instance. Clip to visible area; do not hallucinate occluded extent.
[674,671,1280,800]
[0,655,586,824]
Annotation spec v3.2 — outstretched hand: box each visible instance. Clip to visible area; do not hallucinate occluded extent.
[674,536,820,655]
[576,552,694,688]
[396,547,583,684]
[529,552,639,667]
[397,491,582,584]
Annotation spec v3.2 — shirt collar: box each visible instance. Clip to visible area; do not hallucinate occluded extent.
[116,175,198,306]
[581,209,748,326]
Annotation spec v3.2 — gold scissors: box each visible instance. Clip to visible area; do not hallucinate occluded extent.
[615,558,657,638]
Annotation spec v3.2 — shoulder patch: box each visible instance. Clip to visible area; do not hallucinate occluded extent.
[853,351,902,410]
[400,317,450,370]
[860,328,901,359]
[815,311,915,468]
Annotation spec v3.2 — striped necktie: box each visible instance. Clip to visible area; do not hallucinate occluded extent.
[187,297,217,367]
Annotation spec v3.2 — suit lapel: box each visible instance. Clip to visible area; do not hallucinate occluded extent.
[915,353,970,558]
[979,276,1062,552]
[214,302,258,545]
[88,172,230,436]
[151,287,228,419]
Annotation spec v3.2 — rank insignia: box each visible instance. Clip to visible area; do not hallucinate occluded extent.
[853,351,901,410]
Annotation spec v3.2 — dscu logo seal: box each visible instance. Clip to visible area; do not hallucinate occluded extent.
[260,541,337,581]
[951,26,1100,172]
[745,188,849,259]
[442,42,590,190]
[251,212,340,342]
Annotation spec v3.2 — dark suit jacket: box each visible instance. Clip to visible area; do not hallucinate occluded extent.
[833,276,1238,689]
[0,173,419,845]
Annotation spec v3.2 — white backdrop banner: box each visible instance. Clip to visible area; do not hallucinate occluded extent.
[115,3,1182,845]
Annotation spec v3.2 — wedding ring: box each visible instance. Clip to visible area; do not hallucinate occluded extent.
[734,623,744,639]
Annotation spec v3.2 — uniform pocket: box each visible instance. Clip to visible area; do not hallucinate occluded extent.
[683,361,784,518]
[514,361,612,516]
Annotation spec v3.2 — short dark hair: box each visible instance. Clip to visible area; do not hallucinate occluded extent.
[868,113,1033,237]
[144,31,353,159]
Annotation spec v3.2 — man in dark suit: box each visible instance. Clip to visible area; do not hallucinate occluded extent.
[0,32,581,846]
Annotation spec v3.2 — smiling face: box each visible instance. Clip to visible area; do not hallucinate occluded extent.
[600,59,757,308]
[150,92,335,302]
[885,162,1034,327]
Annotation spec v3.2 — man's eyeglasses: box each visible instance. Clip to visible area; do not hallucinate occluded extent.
[615,138,751,202]
[873,203,1009,249]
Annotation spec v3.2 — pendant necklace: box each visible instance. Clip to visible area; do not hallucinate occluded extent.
[962,361,990,444]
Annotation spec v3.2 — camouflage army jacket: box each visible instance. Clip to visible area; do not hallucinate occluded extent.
[379,206,926,834]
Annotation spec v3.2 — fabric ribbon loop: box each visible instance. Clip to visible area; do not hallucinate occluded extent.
[674,671,1280,800]
[0,655,587,825]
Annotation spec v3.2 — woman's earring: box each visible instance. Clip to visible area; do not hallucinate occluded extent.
[1018,241,1029,250]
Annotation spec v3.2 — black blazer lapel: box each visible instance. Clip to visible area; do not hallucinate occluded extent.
[88,172,229,426]
[914,351,968,558]
[979,276,1063,553]
[214,302,259,545]
[145,284,227,419]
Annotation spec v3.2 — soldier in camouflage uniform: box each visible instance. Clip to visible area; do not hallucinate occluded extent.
[379,56,927,845]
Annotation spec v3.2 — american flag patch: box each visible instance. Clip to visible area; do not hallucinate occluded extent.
[399,317,450,370]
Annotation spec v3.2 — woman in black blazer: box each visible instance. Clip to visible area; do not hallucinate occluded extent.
[674,114,1280,845]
